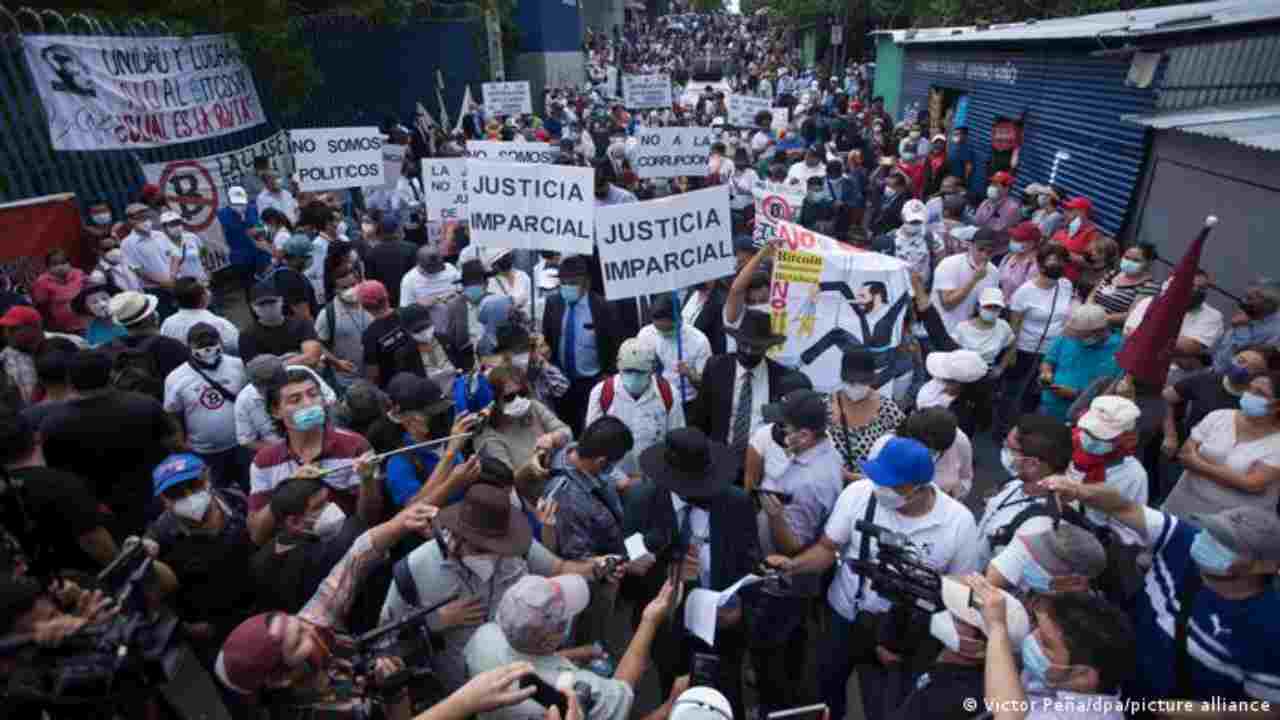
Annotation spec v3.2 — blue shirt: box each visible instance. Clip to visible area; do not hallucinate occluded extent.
[217,206,264,268]
[385,433,442,507]
[947,142,975,181]
[84,318,127,348]
[452,372,494,414]
[1040,333,1123,420]
[1212,311,1280,373]
[559,294,601,378]
[1130,509,1280,702]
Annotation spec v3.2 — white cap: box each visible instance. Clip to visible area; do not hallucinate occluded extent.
[925,350,989,383]
[940,576,1031,645]
[159,210,181,225]
[670,686,733,720]
[978,287,1006,309]
[227,186,248,205]
[901,199,927,224]
[1077,395,1140,440]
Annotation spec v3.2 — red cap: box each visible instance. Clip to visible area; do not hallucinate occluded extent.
[990,171,1013,186]
[215,614,285,694]
[0,305,42,328]
[355,280,388,306]
[1063,197,1092,212]
[141,183,163,200]
[1009,221,1042,243]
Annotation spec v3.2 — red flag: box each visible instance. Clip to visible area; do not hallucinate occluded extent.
[1116,217,1216,386]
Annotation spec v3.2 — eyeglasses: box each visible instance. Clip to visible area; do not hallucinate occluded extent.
[502,390,529,403]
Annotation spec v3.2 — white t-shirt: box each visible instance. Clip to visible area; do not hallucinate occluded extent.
[749,422,792,482]
[823,480,980,621]
[168,231,208,285]
[1163,409,1280,517]
[930,254,998,335]
[1010,278,1074,354]
[1124,296,1225,349]
[400,265,461,307]
[953,317,1015,366]
[1065,456,1149,546]
[163,358,247,454]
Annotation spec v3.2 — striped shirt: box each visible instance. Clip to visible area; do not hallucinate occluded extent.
[248,426,369,513]
[1130,508,1280,702]
[1092,271,1159,317]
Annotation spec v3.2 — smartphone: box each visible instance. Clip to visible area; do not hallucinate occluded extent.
[751,488,794,505]
[520,673,568,716]
[767,704,828,720]
[690,652,720,689]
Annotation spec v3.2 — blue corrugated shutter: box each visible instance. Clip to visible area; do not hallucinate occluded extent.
[899,46,1157,236]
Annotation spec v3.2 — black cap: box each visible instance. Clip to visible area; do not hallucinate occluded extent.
[762,390,828,432]
[841,348,878,383]
[972,227,1002,250]
[386,373,451,415]
[250,282,281,302]
[400,304,433,332]
[187,322,220,347]
[776,370,814,398]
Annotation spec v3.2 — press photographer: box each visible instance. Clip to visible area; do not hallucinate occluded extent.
[765,437,980,720]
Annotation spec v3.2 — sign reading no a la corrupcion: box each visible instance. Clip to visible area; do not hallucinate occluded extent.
[632,127,716,179]
[467,160,595,255]
[482,81,533,117]
[622,74,673,110]
[596,185,733,301]
[289,127,384,191]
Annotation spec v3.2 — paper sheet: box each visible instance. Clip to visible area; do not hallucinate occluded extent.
[624,533,651,561]
[681,574,765,647]
[717,574,763,604]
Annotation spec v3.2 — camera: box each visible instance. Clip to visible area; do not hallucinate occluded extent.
[845,521,946,655]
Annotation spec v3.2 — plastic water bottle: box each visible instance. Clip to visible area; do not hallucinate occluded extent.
[587,643,615,677]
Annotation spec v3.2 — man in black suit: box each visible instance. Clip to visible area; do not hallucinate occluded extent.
[870,170,909,237]
[542,254,622,436]
[697,309,788,449]
[623,428,760,718]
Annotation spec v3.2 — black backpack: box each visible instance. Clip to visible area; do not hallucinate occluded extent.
[111,338,163,400]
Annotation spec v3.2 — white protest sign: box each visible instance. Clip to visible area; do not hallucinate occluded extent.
[467,160,594,255]
[482,81,532,116]
[22,34,265,151]
[423,158,468,223]
[727,94,770,127]
[771,107,790,132]
[368,141,406,190]
[631,127,715,179]
[596,186,733,301]
[463,140,559,164]
[752,180,805,245]
[622,74,673,110]
[289,127,384,191]
[767,221,914,392]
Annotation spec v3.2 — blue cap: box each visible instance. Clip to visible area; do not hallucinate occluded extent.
[282,233,313,258]
[153,453,206,496]
[859,437,934,488]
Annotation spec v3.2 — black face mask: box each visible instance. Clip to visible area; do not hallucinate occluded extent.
[1041,265,1064,280]
[737,351,765,369]
[770,422,788,447]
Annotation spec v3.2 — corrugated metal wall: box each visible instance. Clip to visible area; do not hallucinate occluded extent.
[899,45,1157,236]
[1157,34,1280,111]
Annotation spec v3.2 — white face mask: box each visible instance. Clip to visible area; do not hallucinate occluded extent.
[504,396,532,418]
[192,345,222,366]
[92,213,112,225]
[842,382,871,401]
[873,484,910,510]
[173,489,212,523]
[412,327,435,343]
[105,249,124,265]
[462,554,497,582]
[310,502,347,539]
[87,294,112,319]
[137,220,154,234]
[511,352,531,370]
[339,287,359,304]
[1001,447,1019,476]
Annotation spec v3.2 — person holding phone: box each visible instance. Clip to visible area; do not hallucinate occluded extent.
[749,390,843,716]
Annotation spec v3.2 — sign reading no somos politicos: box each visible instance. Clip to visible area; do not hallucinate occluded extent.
[482,81,533,117]
[463,140,558,164]
[596,186,733,300]
[622,74,672,110]
[467,160,594,255]
[631,127,716,179]
[289,127,384,192]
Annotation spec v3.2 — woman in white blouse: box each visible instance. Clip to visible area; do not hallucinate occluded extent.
[486,249,532,324]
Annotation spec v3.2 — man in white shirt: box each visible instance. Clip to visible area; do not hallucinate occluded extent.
[255,171,298,224]
[1068,396,1149,550]
[785,146,826,187]
[635,294,712,410]
[585,339,685,482]
[400,246,461,308]
[122,202,175,314]
[1124,271,1224,382]
[767,437,980,720]
[159,211,209,287]
[931,227,999,335]
[161,278,240,355]
[164,323,249,488]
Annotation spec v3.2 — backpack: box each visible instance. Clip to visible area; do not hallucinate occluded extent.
[599,374,674,414]
[111,339,163,400]
[986,496,1108,555]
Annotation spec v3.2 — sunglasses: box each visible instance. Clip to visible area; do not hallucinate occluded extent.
[502,390,529,403]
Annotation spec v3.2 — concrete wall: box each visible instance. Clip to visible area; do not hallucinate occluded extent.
[579,0,625,37]
[515,51,588,114]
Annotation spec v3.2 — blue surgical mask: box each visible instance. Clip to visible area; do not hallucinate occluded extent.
[1068,217,1082,235]
[291,405,326,431]
[1189,531,1238,576]
[1119,259,1143,276]
[979,309,1000,323]
[560,285,581,304]
[621,371,650,397]
[1240,392,1273,418]
[1079,434,1114,456]
[1022,558,1054,594]
[1020,634,1054,684]
[464,286,485,303]
[1008,241,1026,254]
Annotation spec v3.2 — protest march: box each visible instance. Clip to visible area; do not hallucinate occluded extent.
[2,4,1280,720]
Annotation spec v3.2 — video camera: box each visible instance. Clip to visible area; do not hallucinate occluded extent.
[844,520,953,656]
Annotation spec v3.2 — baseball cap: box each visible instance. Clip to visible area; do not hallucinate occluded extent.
[152,453,206,496]
[399,304,433,332]
[990,171,1013,186]
[125,202,150,217]
[762,389,827,432]
[227,186,249,205]
[355,280,389,307]
[1009,221,1042,243]
[159,210,181,225]
[1077,395,1140,440]
[0,305,42,328]
[282,233,313,258]
[859,437,934,488]
[216,613,287,694]
[671,686,734,720]
[497,574,590,655]
[939,576,1031,644]
[618,338,655,372]
[1062,196,1092,212]
[386,372,451,415]
[901,199,927,223]
[979,287,1006,308]
[250,282,282,303]
[1019,524,1108,579]
[187,321,220,347]
[246,354,287,389]
[1190,506,1280,563]
[925,350,988,383]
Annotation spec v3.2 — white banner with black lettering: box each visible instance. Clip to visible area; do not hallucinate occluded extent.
[482,81,532,117]
[423,158,468,223]
[631,127,715,179]
[289,127,384,191]
[463,140,559,164]
[767,221,914,393]
[22,34,265,151]
[596,186,733,300]
[622,74,672,110]
[467,161,594,254]
[727,94,770,127]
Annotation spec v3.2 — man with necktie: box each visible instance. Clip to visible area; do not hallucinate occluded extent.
[696,309,789,452]
[542,255,622,436]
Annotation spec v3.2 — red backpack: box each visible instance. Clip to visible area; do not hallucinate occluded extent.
[599,374,675,413]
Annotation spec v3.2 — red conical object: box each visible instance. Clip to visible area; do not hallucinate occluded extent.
[1115,216,1216,386]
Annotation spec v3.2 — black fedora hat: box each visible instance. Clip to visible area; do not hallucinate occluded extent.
[725,308,786,350]
[639,428,739,500]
